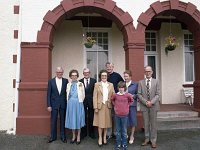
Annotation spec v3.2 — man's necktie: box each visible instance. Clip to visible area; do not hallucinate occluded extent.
[146,79,150,101]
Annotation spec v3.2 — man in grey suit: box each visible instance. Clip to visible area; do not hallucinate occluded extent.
[137,66,160,148]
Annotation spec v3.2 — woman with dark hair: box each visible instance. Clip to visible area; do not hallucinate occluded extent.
[65,69,85,145]
[93,69,115,146]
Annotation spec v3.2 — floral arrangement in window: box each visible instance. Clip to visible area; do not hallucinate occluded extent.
[84,37,96,48]
[165,34,178,55]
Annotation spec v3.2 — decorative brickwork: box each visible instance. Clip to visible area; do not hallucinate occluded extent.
[14,5,19,14]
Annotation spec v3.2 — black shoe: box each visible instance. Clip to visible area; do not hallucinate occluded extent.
[61,138,67,143]
[76,140,81,145]
[47,138,55,143]
[106,135,112,140]
[103,141,107,145]
[70,138,76,144]
[98,143,103,147]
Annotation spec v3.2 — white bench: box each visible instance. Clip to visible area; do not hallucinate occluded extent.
[183,88,193,106]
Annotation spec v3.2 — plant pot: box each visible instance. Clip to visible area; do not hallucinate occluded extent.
[165,44,176,51]
[84,42,93,48]
[165,44,176,55]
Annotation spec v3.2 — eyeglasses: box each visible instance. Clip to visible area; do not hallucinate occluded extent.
[56,72,63,73]
[101,75,107,77]
[71,74,77,76]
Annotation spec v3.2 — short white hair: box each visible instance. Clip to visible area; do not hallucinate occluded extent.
[56,66,64,72]
[83,68,90,72]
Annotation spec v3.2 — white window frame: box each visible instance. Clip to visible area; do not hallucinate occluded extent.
[182,30,194,84]
[144,30,159,79]
[83,28,112,80]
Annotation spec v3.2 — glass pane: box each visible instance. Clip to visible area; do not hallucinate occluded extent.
[185,46,190,52]
[146,39,150,44]
[98,44,103,50]
[184,34,188,39]
[103,45,108,50]
[103,38,108,44]
[103,32,108,37]
[147,56,156,79]
[98,38,102,44]
[151,33,156,38]
[87,51,97,79]
[98,51,108,81]
[185,53,194,81]
[184,40,188,45]
[189,34,193,39]
[151,46,156,51]
[92,32,97,37]
[145,32,150,38]
[146,46,150,51]
[98,32,102,37]
[189,46,194,52]
[151,39,156,45]
[189,40,193,45]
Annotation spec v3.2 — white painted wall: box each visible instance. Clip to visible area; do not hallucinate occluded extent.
[52,21,125,80]
[52,20,84,79]
[159,23,184,104]
[0,0,19,131]
[111,23,125,77]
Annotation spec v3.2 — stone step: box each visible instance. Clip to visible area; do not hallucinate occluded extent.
[157,111,198,119]
[157,117,200,130]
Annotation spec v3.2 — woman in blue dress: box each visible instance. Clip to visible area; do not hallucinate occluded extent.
[65,69,85,144]
[124,70,138,144]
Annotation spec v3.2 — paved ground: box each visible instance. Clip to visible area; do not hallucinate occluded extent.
[1,129,200,150]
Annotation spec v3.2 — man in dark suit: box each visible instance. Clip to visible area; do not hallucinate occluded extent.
[137,66,160,148]
[47,67,68,143]
[80,68,96,139]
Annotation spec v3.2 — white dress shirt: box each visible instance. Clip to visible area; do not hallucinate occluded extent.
[56,77,62,94]
[101,81,109,104]
[126,81,131,92]
[84,78,90,88]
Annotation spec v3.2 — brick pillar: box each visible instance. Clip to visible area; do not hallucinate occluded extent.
[193,33,200,112]
[16,42,52,135]
[124,37,145,129]
[124,32,145,81]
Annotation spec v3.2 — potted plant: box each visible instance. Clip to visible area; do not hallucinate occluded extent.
[165,34,178,55]
[84,37,96,48]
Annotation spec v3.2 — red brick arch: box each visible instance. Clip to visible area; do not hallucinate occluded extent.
[137,0,200,32]
[136,0,200,111]
[37,0,134,45]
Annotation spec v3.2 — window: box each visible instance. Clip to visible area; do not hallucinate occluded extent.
[145,32,156,52]
[184,33,194,82]
[85,31,109,80]
[144,31,158,79]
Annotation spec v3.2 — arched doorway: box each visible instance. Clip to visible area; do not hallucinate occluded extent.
[16,0,143,135]
[136,0,200,108]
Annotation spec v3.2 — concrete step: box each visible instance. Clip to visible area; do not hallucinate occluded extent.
[157,111,200,130]
[157,117,200,130]
[157,111,198,119]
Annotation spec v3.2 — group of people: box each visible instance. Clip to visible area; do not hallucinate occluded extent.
[46,63,160,150]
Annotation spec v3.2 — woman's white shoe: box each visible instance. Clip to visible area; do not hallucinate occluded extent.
[129,137,134,144]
